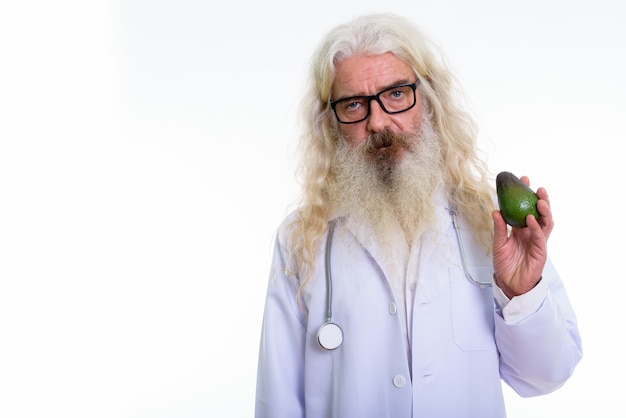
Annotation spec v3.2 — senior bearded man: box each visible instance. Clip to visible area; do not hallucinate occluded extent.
[255,13,582,418]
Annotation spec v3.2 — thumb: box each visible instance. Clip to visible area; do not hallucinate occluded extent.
[492,210,508,248]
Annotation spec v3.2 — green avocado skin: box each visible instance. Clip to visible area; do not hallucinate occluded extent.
[496,171,539,228]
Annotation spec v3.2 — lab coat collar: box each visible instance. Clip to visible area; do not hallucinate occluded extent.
[332,190,452,297]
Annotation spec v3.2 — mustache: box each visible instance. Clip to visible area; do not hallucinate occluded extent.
[364,130,413,156]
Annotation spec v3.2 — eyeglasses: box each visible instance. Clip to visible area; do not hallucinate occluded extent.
[330,80,420,124]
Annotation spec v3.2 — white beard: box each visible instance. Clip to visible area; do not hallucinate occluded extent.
[330,113,444,249]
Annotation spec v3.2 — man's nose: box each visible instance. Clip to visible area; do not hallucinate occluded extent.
[366,99,392,133]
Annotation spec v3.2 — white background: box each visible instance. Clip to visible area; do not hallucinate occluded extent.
[1,1,624,417]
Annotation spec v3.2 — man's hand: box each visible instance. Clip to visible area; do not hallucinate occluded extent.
[492,176,554,299]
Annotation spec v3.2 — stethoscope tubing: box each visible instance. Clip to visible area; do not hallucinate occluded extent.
[324,219,336,323]
[317,219,343,350]
[448,205,493,288]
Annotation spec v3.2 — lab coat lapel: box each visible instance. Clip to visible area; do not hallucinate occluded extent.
[409,188,457,299]
[341,214,409,290]
[406,203,451,304]
[338,191,452,294]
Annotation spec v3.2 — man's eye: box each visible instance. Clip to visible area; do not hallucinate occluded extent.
[344,101,361,111]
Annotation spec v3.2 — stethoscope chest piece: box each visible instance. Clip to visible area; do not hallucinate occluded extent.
[317,322,343,350]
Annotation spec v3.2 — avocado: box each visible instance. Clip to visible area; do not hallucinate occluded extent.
[496,171,539,228]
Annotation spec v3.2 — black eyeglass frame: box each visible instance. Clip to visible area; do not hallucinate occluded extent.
[330,80,420,124]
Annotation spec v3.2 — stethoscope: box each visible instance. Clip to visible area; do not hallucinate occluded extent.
[317,219,344,350]
[316,205,492,351]
[447,205,493,288]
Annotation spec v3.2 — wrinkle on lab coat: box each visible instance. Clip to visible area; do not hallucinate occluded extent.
[255,201,582,418]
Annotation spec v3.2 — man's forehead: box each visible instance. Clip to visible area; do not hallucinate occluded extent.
[332,53,414,97]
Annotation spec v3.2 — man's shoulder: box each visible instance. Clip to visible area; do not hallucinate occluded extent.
[277,209,300,230]
[274,209,301,245]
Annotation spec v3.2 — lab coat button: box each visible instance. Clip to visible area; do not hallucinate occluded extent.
[388,303,397,315]
[392,374,406,388]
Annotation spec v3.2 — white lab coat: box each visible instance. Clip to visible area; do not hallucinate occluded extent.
[255,200,582,418]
